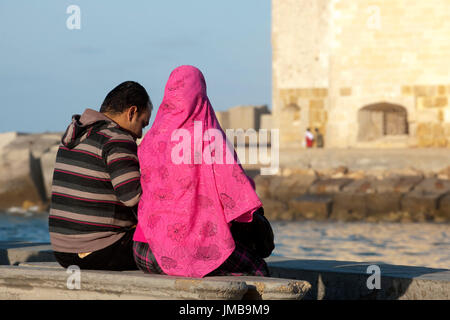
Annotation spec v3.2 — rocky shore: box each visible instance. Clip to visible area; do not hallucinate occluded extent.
[0,132,62,212]
[255,167,450,223]
[0,132,449,222]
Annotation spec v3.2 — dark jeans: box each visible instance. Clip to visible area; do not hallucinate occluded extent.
[53,231,138,271]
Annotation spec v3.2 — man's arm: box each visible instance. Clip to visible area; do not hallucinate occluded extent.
[104,138,142,207]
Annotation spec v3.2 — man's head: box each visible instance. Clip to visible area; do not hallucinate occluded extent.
[100,81,152,139]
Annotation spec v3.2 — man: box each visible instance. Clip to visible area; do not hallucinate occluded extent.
[49,81,152,270]
[315,128,324,148]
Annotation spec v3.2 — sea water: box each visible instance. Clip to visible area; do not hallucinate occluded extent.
[272,220,450,269]
[0,211,449,269]
[0,211,50,243]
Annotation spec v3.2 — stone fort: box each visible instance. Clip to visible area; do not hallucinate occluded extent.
[272,0,450,148]
[218,0,450,149]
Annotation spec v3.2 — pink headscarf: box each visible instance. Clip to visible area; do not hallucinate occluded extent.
[137,65,262,278]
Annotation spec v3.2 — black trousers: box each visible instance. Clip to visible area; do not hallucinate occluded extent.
[53,231,138,271]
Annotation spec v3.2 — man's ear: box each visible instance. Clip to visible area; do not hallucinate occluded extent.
[128,106,138,121]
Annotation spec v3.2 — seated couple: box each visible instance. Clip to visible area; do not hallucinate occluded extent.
[48,65,274,278]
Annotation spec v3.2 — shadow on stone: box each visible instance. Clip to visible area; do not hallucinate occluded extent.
[266,257,449,300]
[29,151,47,204]
[0,250,10,265]
[0,241,55,266]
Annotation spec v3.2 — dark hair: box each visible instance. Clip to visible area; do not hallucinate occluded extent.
[100,81,150,115]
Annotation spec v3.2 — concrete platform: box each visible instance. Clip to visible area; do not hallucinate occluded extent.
[275,148,450,173]
[16,262,311,300]
[0,262,310,300]
[0,265,249,300]
[1,242,448,300]
[0,244,311,300]
[267,256,450,300]
[0,241,55,265]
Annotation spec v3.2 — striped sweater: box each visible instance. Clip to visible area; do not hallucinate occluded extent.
[49,108,142,253]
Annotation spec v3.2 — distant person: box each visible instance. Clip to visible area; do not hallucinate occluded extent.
[48,81,152,271]
[315,128,324,148]
[133,65,274,278]
[305,128,314,148]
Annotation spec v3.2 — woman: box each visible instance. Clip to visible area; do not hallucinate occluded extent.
[132,65,273,278]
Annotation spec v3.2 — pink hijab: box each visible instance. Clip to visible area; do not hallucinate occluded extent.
[136,66,262,278]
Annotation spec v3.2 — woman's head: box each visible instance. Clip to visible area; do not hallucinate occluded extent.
[160,65,207,117]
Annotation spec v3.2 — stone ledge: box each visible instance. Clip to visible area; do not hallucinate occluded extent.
[0,265,249,300]
[0,263,310,300]
[265,256,450,300]
[18,261,311,300]
[2,242,448,300]
[0,241,55,265]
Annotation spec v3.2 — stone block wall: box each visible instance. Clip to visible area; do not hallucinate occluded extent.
[256,169,450,223]
[215,111,230,130]
[272,0,450,148]
[0,132,61,211]
[214,105,272,146]
[276,88,329,146]
[227,105,270,131]
[409,85,450,147]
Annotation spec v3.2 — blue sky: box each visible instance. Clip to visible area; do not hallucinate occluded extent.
[0,1,271,133]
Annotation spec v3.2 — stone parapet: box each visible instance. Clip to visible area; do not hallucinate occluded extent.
[0,242,447,300]
[266,256,450,300]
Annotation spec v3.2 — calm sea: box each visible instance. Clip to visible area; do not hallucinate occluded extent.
[0,211,50,243]
[1,211,449,269]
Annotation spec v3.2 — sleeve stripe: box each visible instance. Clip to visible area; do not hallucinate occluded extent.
[107,157,138,166]
[105,139,135,145]
[121,192,141,207]
[111,171,140,187]
[113,177,141,190]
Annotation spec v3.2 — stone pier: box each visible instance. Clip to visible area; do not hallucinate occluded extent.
[0,242,448,300]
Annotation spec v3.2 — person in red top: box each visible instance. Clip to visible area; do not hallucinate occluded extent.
[305,128,314,148]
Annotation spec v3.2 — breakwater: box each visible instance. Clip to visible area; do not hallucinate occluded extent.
[1,132,450,222]
[255,167,450,222]
[0,132,62,212]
